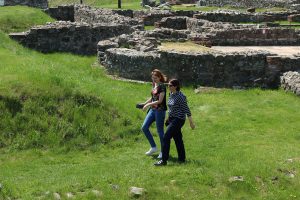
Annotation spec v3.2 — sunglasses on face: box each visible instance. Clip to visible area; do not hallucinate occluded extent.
[168,84,174,87]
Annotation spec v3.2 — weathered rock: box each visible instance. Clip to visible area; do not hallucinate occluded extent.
[66,192,74,198]
[53,192,61,200]
[91,189,102,197]
[110,184,120,190]
[281,71,300,96]
[229,176,244,182]
[129,187,146,197]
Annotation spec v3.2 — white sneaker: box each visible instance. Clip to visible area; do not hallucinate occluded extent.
[157,152,162,159]
[145,147,157,156]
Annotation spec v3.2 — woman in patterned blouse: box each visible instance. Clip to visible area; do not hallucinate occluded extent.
[155,79,195,166]
[140,69,167,159]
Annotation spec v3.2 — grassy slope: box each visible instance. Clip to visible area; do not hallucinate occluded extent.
[0,6,148,150]
[0,5,300,200]
[0,6,55,33]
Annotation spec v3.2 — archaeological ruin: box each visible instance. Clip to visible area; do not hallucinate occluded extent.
[0,0,48,8]
[7,2,300,93]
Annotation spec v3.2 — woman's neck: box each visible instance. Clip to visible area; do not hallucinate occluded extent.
[154,82,161,86]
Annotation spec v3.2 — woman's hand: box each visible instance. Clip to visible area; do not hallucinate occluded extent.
[143,103,149,111]
[190,121,195,130]
[188,116,195,130]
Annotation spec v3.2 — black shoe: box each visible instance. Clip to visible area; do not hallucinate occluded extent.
[178,160,186,164]
[154,160,167,166]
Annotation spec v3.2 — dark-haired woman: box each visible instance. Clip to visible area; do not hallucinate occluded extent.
[155,79,195,166]
[140,69,167,159]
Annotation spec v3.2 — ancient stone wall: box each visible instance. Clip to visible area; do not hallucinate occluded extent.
[136,10,175,26]
[154,17,300,46]
[4,0,48,8]
[280,71,300,96]
[207,28,300,46]
[155,16,188,29]
[138,9,299,26]
[197,0,290,8]
[9,21,135,55]
[134,10,196,26]
[267,56,300,87]
[45,5,140,27]
[193,11,298,23]
[44,5,75,22]
[102,48,300,88]
[74,5,141,28]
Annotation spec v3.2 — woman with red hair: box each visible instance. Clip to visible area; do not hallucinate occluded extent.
[139,69,167,159]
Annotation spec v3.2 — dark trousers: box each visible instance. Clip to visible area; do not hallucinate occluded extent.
[162,117,186,162]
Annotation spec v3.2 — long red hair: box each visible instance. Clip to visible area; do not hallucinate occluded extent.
[151,69,167,83]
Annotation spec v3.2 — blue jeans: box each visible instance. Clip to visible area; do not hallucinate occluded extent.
[141,109,166,149]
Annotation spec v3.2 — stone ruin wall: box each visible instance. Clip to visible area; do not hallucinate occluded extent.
[155,17,300,46]
[101,47,300,88]
[45,5,135,22]
[197,0,295,8]
[3,0,48,8]
[44,5,300,27]
[281,71,300,96]
[9,21,135,55]
[44,5,75,22]
[73,6,141,28]
[206,28,300,46]
[193,11,299,23]
[10,5,143,55]
[138,10,300,26]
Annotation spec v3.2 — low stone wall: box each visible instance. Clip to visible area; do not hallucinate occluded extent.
[9,21,135,55]
[281,71,300,95]
[134,10,197,26]
[97,28,189,61]
[155,16,188,29]
[102,48,300,88]
[288,14,300,22]
[45,5,140,27]
[136,10,175,26]
[267,56,300,87]
[206,28,300,46]
[74,5,141,28]
[197,0,290,8]
[156,17,300,46]
[291,4,300,11]
[44,5,75,22]
[4,0,48,8]
[103,48,161,81]
[193,11,299,23]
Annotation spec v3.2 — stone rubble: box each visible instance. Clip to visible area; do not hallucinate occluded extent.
[281,71,300,95]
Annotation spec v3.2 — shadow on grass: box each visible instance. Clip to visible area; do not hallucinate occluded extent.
[150,154,206,166]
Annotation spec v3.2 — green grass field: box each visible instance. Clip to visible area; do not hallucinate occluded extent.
[0,5,300,200]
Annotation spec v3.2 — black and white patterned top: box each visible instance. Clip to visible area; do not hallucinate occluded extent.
[168,91,191,120]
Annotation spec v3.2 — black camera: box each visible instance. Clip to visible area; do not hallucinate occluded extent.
[136,103,145,109]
